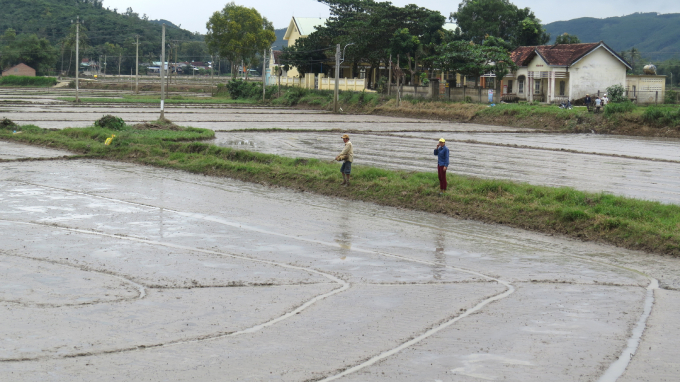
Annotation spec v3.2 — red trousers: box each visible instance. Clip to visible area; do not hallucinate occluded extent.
[437,165,447,191]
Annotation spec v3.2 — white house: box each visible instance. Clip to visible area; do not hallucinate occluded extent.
[506,42,632,103]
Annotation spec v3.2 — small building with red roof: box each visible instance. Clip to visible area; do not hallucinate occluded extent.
[2,63,36,77]
[505,41,632,103]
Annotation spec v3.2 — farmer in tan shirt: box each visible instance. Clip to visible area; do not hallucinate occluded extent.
[336,134,354,186]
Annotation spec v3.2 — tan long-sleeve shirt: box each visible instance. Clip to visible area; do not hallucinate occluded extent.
[339,141,354,162]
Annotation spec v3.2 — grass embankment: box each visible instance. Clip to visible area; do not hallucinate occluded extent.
[1,117,679,257]
[0,75,57,87]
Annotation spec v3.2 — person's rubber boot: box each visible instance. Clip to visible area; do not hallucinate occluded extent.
[344,175,350,187]
[341,174,347,185]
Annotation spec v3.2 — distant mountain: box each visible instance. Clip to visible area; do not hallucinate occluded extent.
[148,19,183,30]
[271,28,287,51]
[0,0,200,55]
[544,12,680,61]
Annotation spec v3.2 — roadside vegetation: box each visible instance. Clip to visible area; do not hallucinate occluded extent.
[0,75,57,87]
[1,116,679,257]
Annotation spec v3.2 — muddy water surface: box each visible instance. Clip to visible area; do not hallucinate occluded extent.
[1,158,678,381]
[214,131,680,204]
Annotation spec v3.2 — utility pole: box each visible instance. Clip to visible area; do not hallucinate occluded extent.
[135,35,139,94]
[262,48,267,102]
[160,24,166,120]
[333,44,340,113]
[75,16,80,102]
[210,54,214,96]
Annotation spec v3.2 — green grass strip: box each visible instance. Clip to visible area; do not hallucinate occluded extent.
[0,75,57,87]
[2,122,679,257]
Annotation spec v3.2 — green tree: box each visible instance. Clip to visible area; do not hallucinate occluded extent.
[0,30,58,75]
[606,84,627,103]
[555,33,580,44]
[205,2,276,78]
[1,28,16,45]
[629,47,642,73]
[279,32,330,76]
[435,36,516,92]
[180,41,208,62]
[313,0,445,86]
[452,0,549,48]
[60,23,89,76]
[390,28,422,85]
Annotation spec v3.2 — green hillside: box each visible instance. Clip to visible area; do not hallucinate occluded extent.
[545,12,680,61]
[0,0,202,75]
[0,0,198,48]
[271,28,286,51]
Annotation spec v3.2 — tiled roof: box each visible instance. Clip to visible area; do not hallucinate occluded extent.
[510,46,536,67]
[511,42,628,68]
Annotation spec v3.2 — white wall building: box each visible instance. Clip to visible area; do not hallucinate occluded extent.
[506,42,632,103]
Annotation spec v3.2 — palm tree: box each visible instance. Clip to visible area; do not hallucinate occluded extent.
[629,47,641,73]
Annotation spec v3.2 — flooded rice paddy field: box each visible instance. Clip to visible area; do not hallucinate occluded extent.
[1,89,680,380]
[1,157,679,381]
[215,131,680,204]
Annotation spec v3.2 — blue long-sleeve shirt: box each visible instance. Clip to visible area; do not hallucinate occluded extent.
[434,146,449,167]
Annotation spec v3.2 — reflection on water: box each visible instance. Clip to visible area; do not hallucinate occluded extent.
[433,234,446,280]
[334,207,352,260]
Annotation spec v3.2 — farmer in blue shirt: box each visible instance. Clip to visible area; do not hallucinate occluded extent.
[433,138,449,194]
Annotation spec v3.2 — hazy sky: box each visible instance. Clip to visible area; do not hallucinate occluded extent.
[101,0,680,33]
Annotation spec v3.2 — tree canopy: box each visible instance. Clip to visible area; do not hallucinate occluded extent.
[555,33,581,44]
[435,36,516,86]
[205,2,276,77]
[280,0,447,85]
[0,29,57,75]
[0,0,205,75]
[451,0,549,48]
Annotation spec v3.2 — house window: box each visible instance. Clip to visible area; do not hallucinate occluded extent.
[518,76,525,94]
[559,81,565,96]
[534,79,541,94]
[507,80,513,93]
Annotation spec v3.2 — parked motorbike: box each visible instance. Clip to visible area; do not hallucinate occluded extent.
[559,100,573,110]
